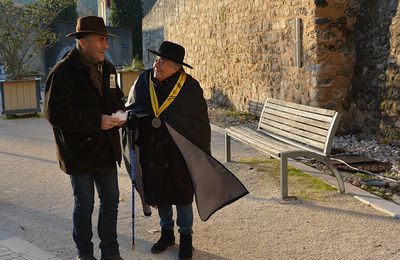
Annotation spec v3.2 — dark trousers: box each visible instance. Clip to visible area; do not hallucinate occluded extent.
[70,167,120,257]
[158,204,193,234]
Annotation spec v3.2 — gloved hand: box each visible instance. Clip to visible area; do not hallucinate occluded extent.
[127,111,139,130]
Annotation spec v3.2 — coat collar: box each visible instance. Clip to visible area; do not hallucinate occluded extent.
[66,47,87,72]
[66,47,112,96]
[151,69,184,89]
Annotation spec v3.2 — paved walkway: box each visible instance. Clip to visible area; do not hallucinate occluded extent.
[0,231,59,260]
[1,116,400,259]
[1,95,57,260]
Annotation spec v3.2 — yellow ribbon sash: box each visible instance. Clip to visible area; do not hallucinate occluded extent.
[149,72,187,118]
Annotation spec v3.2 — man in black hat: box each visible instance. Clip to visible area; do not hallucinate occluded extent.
[125,41,207,259]
[124,41,248,260]
[44,16,125,260]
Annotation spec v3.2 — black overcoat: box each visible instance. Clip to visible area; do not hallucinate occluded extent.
[124,69,248,220]
[44,47,125,174]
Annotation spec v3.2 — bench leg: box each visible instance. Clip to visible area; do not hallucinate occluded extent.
[225,133,231,163]
[280,154,288,200]
[325,159,345,194]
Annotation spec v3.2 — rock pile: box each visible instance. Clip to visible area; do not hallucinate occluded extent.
[333,135,400,178]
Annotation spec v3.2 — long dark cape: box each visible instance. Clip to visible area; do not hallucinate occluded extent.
[166,124,248,220]
[123,70,248,221]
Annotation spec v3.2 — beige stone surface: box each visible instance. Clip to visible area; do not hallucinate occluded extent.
[143,0,357,119]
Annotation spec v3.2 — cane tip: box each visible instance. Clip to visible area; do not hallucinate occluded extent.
[131,241,135,250]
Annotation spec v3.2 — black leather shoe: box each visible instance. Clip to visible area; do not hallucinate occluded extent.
[151,228,175,254]
[179,234,193,259]
[76,255,97,260]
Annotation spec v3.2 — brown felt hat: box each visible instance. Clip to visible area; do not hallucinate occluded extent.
[66,16,116,38]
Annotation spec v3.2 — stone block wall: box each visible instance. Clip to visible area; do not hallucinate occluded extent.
[143,0,357,119]
[384,1,400,142]
[143,0,400,142]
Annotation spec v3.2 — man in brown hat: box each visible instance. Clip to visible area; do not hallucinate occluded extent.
[44,16,125,260]
[124,41,248,260]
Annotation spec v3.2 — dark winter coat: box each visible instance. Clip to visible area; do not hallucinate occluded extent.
[44,47,125,174]
[126,70,210,205]
[124,69,248,220]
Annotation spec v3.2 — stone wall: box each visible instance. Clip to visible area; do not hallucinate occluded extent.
[384,1,400,142]
[143,0,324,113]
[313,0,357,119]
[143,0,400,142]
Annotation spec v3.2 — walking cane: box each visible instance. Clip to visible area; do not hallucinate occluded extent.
[129,129,136,250]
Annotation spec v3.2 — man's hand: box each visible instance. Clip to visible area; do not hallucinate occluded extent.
[101,114,121,130]
[111,110,127,127]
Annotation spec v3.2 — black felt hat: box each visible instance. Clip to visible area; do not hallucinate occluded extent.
[148,41,193,69]
[67,16,116,38]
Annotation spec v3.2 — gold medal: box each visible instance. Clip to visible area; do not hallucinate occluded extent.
[151,117,162,128]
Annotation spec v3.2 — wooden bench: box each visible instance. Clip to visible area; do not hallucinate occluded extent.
[225,98,345,200]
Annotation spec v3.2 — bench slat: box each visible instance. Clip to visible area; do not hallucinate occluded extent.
[226,127,300,156]
[262,112,329,136]
[229,127,295,152]
[267,98,336,116]
[265,103,334,123]
[260,120,326,143]
[262,109,331,130]
[227,128,285,154]
[260,124,326,150]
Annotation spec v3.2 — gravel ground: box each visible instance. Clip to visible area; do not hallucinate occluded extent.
[1,116,400,260]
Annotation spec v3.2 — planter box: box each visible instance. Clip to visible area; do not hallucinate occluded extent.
[0,78,41,115]
[117,71,141,97]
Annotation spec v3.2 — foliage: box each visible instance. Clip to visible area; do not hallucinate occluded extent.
[110,0,143,59]
[0,0,73,79]
[55,0,78,22]
[354,172,371,180]
[120,57,145,72]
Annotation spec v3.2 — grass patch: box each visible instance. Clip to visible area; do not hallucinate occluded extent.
[354,172,371,180]
[363,186,391,200]
[216,105,258,121]
[239,157,273,165]
[240,158,336,201]
[224,108,257,120]
[288,167,336,200]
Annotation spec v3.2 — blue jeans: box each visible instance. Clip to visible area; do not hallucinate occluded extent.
[70,167,120,257]
[158,204,193,234]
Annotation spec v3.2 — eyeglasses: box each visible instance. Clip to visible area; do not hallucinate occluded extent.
[153,57,166,65]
